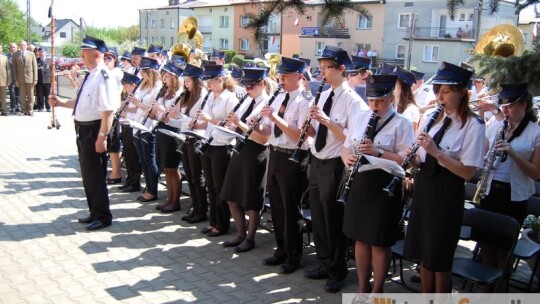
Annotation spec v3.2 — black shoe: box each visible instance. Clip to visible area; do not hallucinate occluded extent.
[262,255,286,266]
[280,263,299,274]
[223,236,245,248]
[106,177,122,185]
[139,196,158,202]
[85,220,111,231]
[121,185,141,192]
[409,274,421,283]
[324,276,346,293]
[156,203,169,211]
[206,229,226,237]
[160,205,180,213]
[181,213,192,221]
[235,239,255,253]
[304,266,329,280]
[78,216,94,224]
[201,227,213,234]
[187,214,207,223]
[118,184,128,190]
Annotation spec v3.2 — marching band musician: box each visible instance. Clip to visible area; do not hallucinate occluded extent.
[118,72,142,193]
[341,75,414,293]
[120,52,133,71]
[197,64,239,237]
[126,57,162,203]
[305,46,367,293]
[404,62,485,293]
[347,55,372,103]
[130,47,145,78]
[391,66,420,132]
[411,70,436,109]
[259,56,311,275]
[220,68,271,253]
[477,83,540,271]
[153,62,184,213]
[169,64,209,223]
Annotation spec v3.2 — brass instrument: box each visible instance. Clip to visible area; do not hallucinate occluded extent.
[170,16,204,66]
[473,118,509,205]
[265,53,282,81]
[289,79,326,163]
[232,84,283,154]
[195,93,249,154]
[383,105,445,197]
[475,24,525,57]
[337,111,378,205]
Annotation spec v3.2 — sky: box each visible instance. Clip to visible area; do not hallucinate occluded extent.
[14,0,163,28]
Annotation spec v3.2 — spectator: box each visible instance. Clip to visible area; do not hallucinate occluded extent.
[35,48,52,112]
[0,46,10,115]
[13,40,38,116]
[456,27,464,38]
[6,43,20,113]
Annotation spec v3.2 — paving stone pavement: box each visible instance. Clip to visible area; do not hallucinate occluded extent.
[0,108,535,304]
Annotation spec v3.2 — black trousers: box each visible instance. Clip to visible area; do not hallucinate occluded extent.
[181,139,208,217]
[267,148,307,265]
[36,82,51,110]
[201,145,231,232]
[75,120,112,224]
[120,125,141,187]
[309,156,347,277]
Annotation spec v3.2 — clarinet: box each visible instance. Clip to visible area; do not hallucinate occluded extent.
[232,84,283,154]
[382,104,445,197]
[336,111,378,205]
[136,84,168,140]
[111,80,142,142]
[289,79,326,163]
[146,90,186,137]
[177,90,212,153]
[195,93,249,154]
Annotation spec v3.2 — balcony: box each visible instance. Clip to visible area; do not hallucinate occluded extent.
[405,27,476,41]
[199,25,212,34]
[300,27,350,39]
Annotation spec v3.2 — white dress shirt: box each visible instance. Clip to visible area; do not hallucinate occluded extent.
[74,63,119,122]
[203,89,239,146]
[133,83,162,131]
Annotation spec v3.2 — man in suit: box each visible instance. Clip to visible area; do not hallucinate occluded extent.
[35,47,52,112]
[0,46,11,115]
[6,43,20,113]
[13,40,38,116]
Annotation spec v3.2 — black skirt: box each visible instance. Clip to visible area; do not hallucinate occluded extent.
[343,169,403,247]
[221,140,268,211]
[404,166,465,272]
[156,123,181,169]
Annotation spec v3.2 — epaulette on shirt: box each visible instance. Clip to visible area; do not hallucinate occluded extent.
[302,90,313,100]
[100,69,109,80]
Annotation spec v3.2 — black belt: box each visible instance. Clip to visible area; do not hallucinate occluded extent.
[492,180,511,189]
[75,119,101,126]
[311,155,342,165]
[269,145,305,156]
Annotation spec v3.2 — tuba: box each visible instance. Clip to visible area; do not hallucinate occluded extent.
[170,16,205,66]
[265,53,282,82]
[474,24,525,57]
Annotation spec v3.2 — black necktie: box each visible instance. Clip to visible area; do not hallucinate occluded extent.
[367,115,380,142]
[274,93,289,137]
[240,98,256,123]
[314,90,335,152]
[134,67,140,76]
[423,116,452,176]
[72,73,90,116]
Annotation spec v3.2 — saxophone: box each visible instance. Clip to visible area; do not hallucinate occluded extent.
[472,118,508,205]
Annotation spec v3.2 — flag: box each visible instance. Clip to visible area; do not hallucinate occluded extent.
[294,17,299,26]
[534,22,538,39]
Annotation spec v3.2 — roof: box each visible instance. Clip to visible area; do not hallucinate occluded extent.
[43,19,81,39]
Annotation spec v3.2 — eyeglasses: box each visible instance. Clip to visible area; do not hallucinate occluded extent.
[319,65,337,71]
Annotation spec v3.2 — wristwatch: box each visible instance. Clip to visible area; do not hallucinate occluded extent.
[377,148,385,157]
[98,131,109,137]
[491,108,500,115]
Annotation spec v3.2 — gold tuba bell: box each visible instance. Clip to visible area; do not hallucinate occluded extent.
[170,16,204,66]
[264,53,282,81]
[474,24,525,57]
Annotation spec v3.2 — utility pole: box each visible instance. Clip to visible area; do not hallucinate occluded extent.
[406,13,416,70]
[475,0,484,41]
[26,0,31,43]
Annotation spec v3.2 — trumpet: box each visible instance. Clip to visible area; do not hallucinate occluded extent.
[177,90,211,153]
[382,104,445,197]
[195,93,248,154]
[289,79,326,163]
[336,111,378,205]
[472,118,508,205]
[232,84,283,154]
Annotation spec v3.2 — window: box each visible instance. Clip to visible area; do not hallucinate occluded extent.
[161,36,165,44]
[144,19,148,29]
[60,32,66,38]
[355,43,371,54]
[396,45,406,59]
[170,37,174,46]
[398,13,412,29]
[219,38,229,49]
[240,15,250,28]
[316,41,325,56]
[151,37,156,43]
[151,20,156,28]
[459,13,466,21]
[357,15,372,29]
[160,19,165,28]
[170,18,175,29]
[240,38,249,50]
[423,45,439,62]
[220,16,229,28]
[469,13,474,21]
